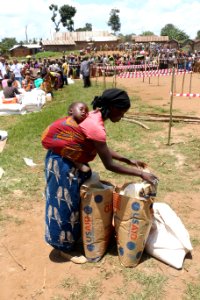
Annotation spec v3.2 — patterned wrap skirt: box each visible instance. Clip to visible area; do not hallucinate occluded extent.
[44,150,91,252]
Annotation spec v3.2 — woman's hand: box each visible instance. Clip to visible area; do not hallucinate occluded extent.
[128,159,147,169]
[141,171,159,186]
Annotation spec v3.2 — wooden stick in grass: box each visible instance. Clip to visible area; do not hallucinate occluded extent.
[2,242,26,271]
[189,72,193,99]
[167,68,175,146]
[181,70,186,93]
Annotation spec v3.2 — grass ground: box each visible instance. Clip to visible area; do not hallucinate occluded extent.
[0,78,200,299]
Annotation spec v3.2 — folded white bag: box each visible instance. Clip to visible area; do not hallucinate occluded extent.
[145,202,193,269]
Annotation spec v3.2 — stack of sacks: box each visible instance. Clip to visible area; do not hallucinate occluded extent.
[80,172,114,262]
[113,179,157,267]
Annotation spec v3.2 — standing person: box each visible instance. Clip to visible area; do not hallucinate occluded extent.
[0,57,7,87]
[80,56,92,88]
[41,88,158,259]
[62,59,69,85]
[10,59,23,85]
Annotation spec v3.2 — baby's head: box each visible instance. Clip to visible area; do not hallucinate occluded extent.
[68,102,89,124]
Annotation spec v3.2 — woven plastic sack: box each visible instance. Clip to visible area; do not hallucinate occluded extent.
[145,202,193,269]
[80,179,114,262]
[113,181,155,267]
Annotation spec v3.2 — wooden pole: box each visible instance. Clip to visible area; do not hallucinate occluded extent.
[113,62,117,88]
[181,71,186,94]
[189,71,193,99]
[103,61,106,90]
[167,68,175,146]
[174,73,176,93]
[157,56,159,72]
[95,64,98,86]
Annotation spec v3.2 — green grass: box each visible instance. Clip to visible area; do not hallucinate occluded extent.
[185,280,200,300]
[68,279,102,300]
[0,79,199,299]
[121,269,168,300]
[0,78,199,203]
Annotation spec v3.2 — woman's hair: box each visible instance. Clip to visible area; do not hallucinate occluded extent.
[91,88,131,119]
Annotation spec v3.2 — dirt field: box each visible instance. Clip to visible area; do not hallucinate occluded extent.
[0,72,200,300]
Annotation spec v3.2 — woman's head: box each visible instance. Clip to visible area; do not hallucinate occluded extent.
[91,88,130,122]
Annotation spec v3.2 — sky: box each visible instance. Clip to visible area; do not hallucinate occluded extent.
[0,0,200,42]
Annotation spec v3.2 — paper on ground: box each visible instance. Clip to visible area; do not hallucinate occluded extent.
[0,130,8,141]
[0,167,5,179]
[23,157,37,167]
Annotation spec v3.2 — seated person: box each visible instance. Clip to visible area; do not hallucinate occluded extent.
[10,73,21,89]
[40,72,53,95]
[1,74,9,88]
[22,72,34,92]
[3,79,21,102]
[34,72,43,88]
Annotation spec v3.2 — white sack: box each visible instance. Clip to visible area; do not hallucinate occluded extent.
[145,202,193,269]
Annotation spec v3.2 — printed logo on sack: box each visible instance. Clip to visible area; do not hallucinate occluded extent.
[94,194,103,203]
[84,205,92,214]
[136,251,142,260]
[127,241,136,250]
[118,246,124,256]
[84,205,94,245]
[130,216,139,240]
[87,244,95,251]
[132,202,140,211]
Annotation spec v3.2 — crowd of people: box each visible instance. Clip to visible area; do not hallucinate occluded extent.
[1,46,200,98]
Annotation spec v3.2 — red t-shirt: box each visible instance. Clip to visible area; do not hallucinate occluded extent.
[41,110,106,163]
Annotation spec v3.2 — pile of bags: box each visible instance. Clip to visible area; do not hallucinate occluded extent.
[80,172,193,269]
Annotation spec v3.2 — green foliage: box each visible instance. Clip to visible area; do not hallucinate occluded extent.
[0,37,17,54]
[195,30,200,39]
[76,23,92,32]
[107,9,121,34]
[160,23,189,41]
[49,4,61,32]
[59,5,76,32]
[118,33,135,42]
[140,31,155,36]
[48,3,77,33]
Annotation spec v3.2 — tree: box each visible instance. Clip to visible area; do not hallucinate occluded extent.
[140,31,155,36]
[108,9,121,34]
[195,30,200,40]
[76,23,92,32]
[85,23,92,31]
[59,5,76,32]
[160,24,189,41]
[0,38,17,54]
[49,4,61,32]
[118,33,135,42]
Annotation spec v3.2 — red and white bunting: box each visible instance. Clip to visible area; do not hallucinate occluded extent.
[99,64,158,70]
[117,70,191,78]
[174,93,200,97]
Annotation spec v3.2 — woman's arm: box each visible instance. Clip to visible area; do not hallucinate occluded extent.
[93,141,158,185]
[109,148,147,168]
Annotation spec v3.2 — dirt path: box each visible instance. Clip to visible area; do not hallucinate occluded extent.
[0,73,200,300]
